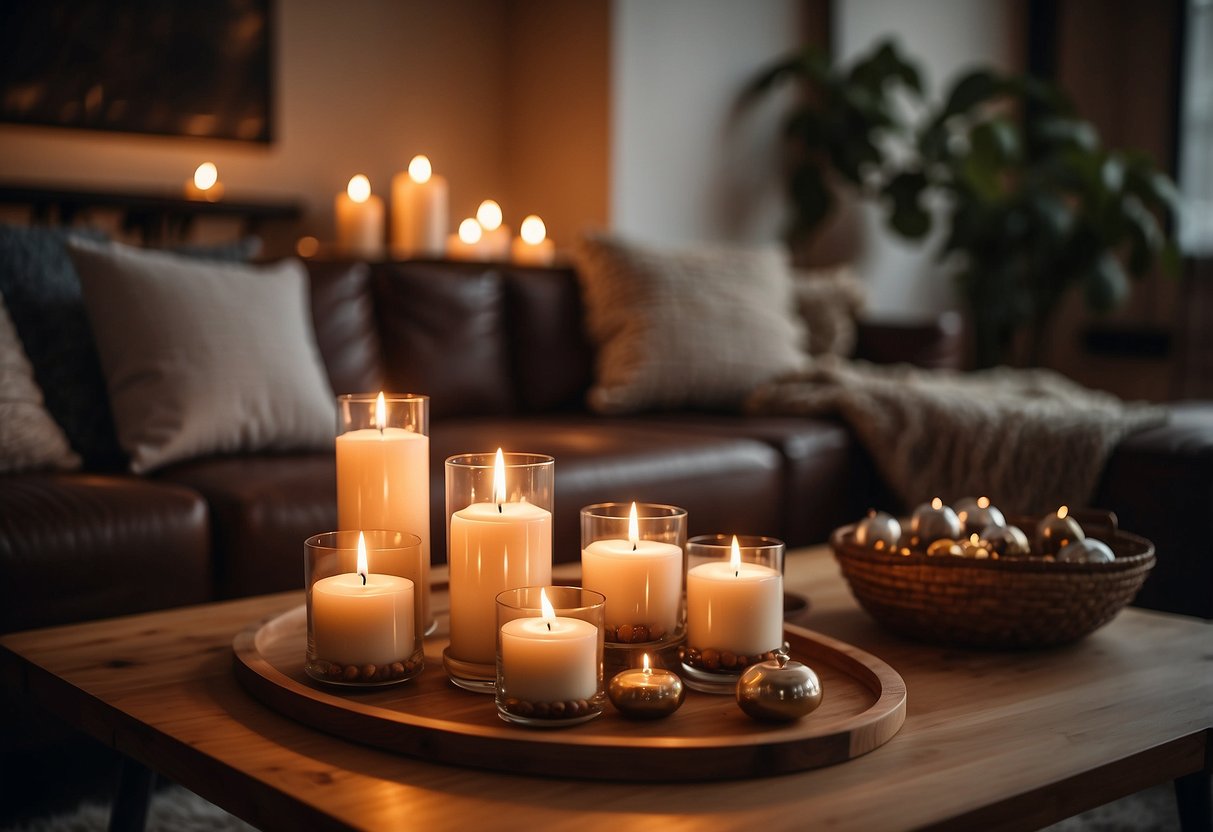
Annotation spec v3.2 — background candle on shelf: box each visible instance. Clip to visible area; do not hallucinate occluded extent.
[335,174,384,259]
[184,161,224,202]
[581,502,683,639]
[447,450,553,667]
[476,199,511,260]
[499,588,598,704]
[511,215,555,265]
[391,155,449,259]
[686,535,783,657]
[336,392,430,628]
[447,217,487,261]
[310,532,415,668]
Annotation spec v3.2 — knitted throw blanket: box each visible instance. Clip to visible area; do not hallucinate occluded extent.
[746,356,1166,514]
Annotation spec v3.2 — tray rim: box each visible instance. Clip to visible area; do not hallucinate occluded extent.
[232,605,906,780]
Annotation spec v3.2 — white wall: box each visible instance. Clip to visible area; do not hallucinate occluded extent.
[610,0,803,247]
[835,0,1022,318]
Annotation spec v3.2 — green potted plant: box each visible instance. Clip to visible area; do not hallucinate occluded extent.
[745,40,1181,368]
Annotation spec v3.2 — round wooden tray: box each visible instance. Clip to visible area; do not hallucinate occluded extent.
[232,606,906,782]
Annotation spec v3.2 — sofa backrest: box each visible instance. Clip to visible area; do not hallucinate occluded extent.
[319,260,594,420]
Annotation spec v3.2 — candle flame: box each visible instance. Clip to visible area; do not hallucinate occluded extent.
[492,448,506,508]
[477,199,503,231]
[730,535,741,576]
[977,496,990,509]
[193,162,218,191]
[356,531,368,585]
[458,217,482,244]
[408,154,432,184]
[539,587,555,628]
[374,391,386,431]
[1058,505,1069,519]
[347,174,371,203]
[642,653,651,673]
[628,501,639,551]
[931,497,943,510]
[520,214,546,245]
[970,533,980,544]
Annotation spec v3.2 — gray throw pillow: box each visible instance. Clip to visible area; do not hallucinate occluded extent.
[572,234,808,414]
[0,291,81,473]
[68,240,336,473]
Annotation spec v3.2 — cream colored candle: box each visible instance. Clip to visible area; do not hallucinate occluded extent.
[335,393,430,623]
[499,590,597,703]
[581,502,681,635]
[687,536,782,657]
[448,450,552,665]
[335,174,384,259]
[391,155,449,258]
[475,199,511,260]
[311,533,414,667]
[510,215,555,265]
[446,217,488,261]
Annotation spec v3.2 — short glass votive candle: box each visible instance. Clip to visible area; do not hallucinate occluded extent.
[580,502,687,675]
[681,534,786,694]
[305,530,424,686]
[335,393,433,634]
[444,451,554,693]
[496,586,606,727]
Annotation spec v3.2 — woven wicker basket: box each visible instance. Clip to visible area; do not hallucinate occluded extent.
[829,510,1155,648]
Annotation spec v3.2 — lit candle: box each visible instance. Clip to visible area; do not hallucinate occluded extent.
[476,199,511,260]
[184,161,224,202]
[446,217,488,261]
[390,155,449,258]
[448,449,552,665]
[335,174,384,259]
[686,536,783,658]
[311,532,415,667]
[581,502,682,642]
[510,214,556,266]
[499,587,598,704]
[607,653,685,719]
[335,392,430,623]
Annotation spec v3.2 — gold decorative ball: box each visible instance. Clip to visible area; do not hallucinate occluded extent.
[926,538,964,557]
[736,654,823,722]
[608,665,685,719]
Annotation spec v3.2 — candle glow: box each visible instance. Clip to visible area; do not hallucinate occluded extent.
[347,174,372,204]
[493,447,506,506]
[356,531,369,582]
[628,502,639,549]
[477,199,503,231]
[193,162,218,191]
[408,155,432,184]
[374,391,386,431]
[458,218,482,244]
[520,215,547,244]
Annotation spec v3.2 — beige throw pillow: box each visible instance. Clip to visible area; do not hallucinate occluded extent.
[573,234,808,414]
[68,240,336,473]
[0,291,81,473]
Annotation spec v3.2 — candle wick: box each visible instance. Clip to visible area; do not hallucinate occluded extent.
[735,570,739,578]
[498,502,503,515]
[546,621,551,632]
[360,572,367,586]
[632,542,637,552]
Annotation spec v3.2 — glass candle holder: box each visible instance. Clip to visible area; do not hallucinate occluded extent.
[305,530,424,686]
[444,451,554,692]
[580,502,687,676]
[335,392,433,634]
[681,534,786,694]
[496,586,605,727]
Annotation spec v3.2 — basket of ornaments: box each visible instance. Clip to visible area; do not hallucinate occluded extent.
[829,498,1155,648]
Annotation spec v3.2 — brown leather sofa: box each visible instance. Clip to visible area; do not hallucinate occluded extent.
[1,259,1209,641]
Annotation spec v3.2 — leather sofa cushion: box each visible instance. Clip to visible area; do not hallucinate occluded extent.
[504,267,594,412]
[373,262,515,419]
[0,474,209,632]
[156,453,337,599]
[430,417,784,564]
[306,260,384,396]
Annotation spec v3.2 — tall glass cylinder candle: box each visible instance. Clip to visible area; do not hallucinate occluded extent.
[335,393,432,633]
[445,450,554,692]
[496,586,605,727]
[305,530,424,686]
[682,534,785,694]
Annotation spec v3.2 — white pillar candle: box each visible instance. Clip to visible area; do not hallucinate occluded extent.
[448,450,552,665]
[335,174,384,259]
[475,200,511,260]
[500,590,597,703]
[335,393,430,623]
[391,155,449,259]
[311,533,415,667]
[511,215,555,266]
[446,217,489,261]
[686,536,782,657]
[581,502,681,635]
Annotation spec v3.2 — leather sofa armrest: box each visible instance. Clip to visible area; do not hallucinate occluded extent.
[854,311,964,369]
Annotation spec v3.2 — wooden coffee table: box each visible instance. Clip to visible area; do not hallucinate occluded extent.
[2,547,1209,831]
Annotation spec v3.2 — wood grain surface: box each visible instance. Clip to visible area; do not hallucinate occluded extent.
[3,548,1210,832]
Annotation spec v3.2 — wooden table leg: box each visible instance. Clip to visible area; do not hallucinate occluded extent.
[108,757,153,832]
[1176,730,1212,832]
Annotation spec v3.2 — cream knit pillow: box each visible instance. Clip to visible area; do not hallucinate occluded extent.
[573,234,808,414]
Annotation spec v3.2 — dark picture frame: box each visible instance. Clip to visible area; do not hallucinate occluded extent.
[0,0,274,143]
